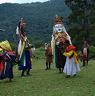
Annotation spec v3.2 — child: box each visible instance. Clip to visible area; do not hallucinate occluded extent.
[63,40,80,78]
[45,43,52,70]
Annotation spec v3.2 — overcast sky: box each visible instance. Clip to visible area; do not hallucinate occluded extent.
[0,0,49,4]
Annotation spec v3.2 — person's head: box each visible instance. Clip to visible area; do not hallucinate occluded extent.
[20,18,23,21]
[54,15,63,24]
[84,40,87,44]
[83,40,88,47]
[45,43,47,46]
[19,18,23,23]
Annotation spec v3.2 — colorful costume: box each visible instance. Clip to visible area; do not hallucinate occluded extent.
[17,19,32,76]
[5,52,16,80]
[0,41,13,80]
[45,45,52,70]
[18,37,32,70]
[51,15,71,71]
[0,53,5,80]
[63,45,80,76]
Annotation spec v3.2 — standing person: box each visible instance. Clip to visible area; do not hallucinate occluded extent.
[5,51,17,81]
[17,17,32,76]
[81,40,89,66]
[25,43,32,75]
[18,39,32,76]
[0,41,16,81]
[51,15,71,73]
[0,49,5,80]
[45,43,53,70]
[0,54,5,80]
[21,41,32,76]
[63,40,80,78]
[17,31,26,76]
[57,41,66,73]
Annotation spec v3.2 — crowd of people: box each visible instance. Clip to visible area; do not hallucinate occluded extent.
[46,15,89,77]
[0,16,90,82]
[45,40,81,78]
[0,18,32,81]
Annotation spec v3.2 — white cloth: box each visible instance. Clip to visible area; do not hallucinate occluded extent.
[63,57,80,76]
[18,36,27,59]
[16,26,19,35]
[18,40,22,55]
[83,48,87,57]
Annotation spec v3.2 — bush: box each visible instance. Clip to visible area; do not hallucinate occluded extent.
[33,47,45,59]
[89,46,95,59]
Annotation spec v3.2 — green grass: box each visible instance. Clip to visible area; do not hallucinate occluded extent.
[0,59,95,96]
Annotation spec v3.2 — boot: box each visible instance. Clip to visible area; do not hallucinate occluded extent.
[83,60,85,66]
[27,69,30,76]
[59,68,62,73]
[21,68,25,77]
[49,63,51,69]
[45,63,48,70]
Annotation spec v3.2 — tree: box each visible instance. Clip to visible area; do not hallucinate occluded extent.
[65,0,95,48]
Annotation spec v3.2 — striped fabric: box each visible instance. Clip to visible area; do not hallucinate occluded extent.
[18,37,27,69]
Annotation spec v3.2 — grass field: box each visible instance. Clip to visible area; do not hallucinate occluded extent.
[0,58,95,96]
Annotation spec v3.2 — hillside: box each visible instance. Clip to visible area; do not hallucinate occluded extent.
[0,0,71,45]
